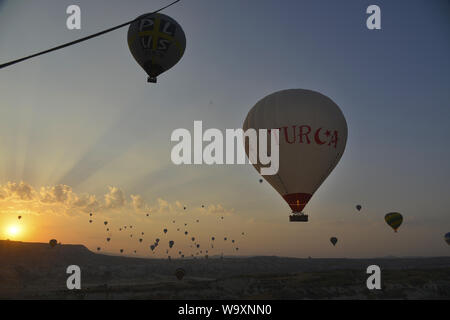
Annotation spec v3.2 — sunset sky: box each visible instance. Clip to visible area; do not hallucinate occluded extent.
[0,0,449,258]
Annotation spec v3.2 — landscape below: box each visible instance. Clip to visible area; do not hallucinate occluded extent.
[1,240,449,299]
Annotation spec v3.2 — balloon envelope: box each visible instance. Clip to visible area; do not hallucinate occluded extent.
[356,205,362,211]
[49,239,57,248]
[385,212,403,232]
[444,232,450,245]
[127,13,186,82]
[243,89,347,215]
[175,268,185,280]
[330,237,338,246]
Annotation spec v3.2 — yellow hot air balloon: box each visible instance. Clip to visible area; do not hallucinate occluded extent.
[385,212,403,232]
[243,89,348,222]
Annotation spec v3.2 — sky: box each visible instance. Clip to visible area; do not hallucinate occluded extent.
[0,0,449,258]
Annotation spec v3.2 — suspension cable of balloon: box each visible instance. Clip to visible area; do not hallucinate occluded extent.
[0,0,182,70]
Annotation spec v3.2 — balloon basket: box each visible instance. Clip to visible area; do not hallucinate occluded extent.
[147,76,157,83]
[289,213,308,222]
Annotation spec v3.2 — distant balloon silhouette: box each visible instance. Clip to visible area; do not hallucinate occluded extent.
[385,212,403,232]
[107,228,109,231]
[184,206,187,210]
[224,237,227,241]
[164,229,168,234]
[232,240,235,243]
[139,238,143,243]
[445,233,450,245]
[106,237,111,242]
[104,221,108,226]
[49,239,57,248]
[120,249,123,253]
[89,220,92,223]
[175,268,185,280]
[330,237,338,246]
[191,237,195,241]
[90,213,93,216]
[184,231,188,235]
[356,205,362,211]
[169,240,174,248]
[18,216,22,220]
[150,244,155,251]
[97,247,101,251]
[259,179,263,183]
[211,237,215,241]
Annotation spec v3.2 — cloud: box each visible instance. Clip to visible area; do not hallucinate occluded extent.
[0,181,235,221]
[104,186,126,209]
[2,182,35,200]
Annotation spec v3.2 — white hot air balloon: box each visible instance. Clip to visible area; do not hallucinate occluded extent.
[243,89,347,222]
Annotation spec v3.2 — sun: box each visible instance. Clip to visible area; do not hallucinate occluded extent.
[6,225,21,238]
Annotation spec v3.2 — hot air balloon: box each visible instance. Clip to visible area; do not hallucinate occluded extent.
[385,212,403,232]
[97,247,101,251]
[196,244,200,248]
[104,221,108,226]
[184,231,188,235]
[89,220,92,223]
[330,237,338,246]
[49,239,57,248]
[201,205,205,208]
[106,237,111,242]
[175,268,185,280]
[259,179,263,183]
[107,228,109,232]
[224,237,227,241]
[356,205,362,211]
[169,240,174,248]
[232,240,235,243]
[191,237,195,242]
[445,233,450,246]
[243,89,348,222]
[127,13,186,83]
[211,237,215,241]
[120,249,123,253]
[18,216,22,220]
[139,238,143,243]
[150,244,155,251]
[146,213,149,217]
[184,206,187,210]
[142,232,144,235]
[156,238,160,243]
[89,213,93,216]
[164,228,168,234]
